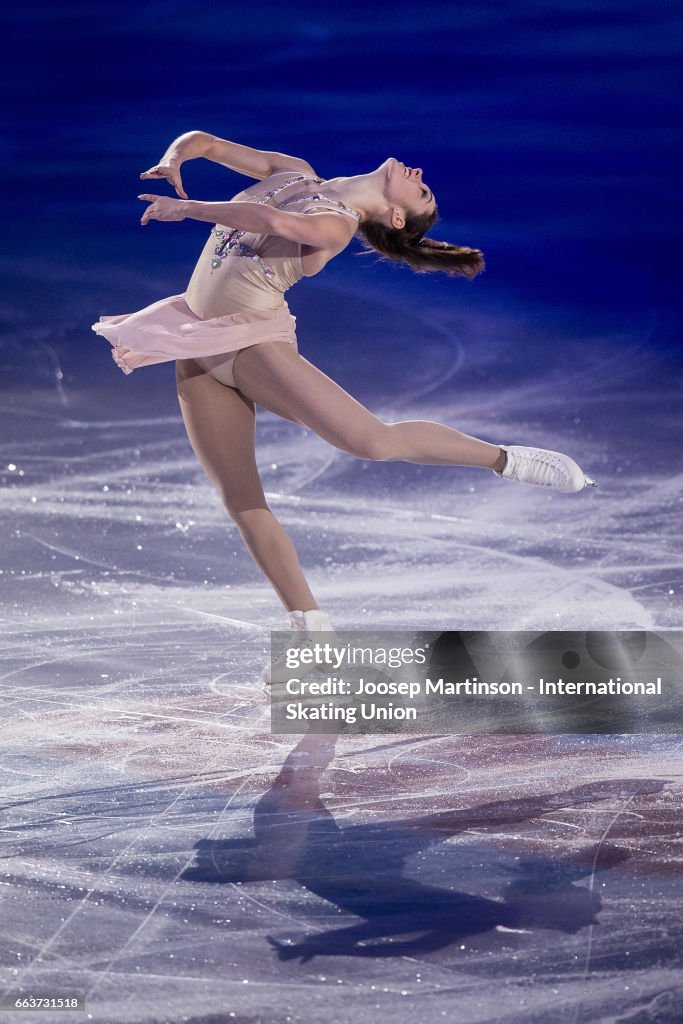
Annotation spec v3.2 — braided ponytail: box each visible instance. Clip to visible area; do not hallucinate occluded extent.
[355,208,485,280]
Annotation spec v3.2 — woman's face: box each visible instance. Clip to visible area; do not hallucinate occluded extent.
[382,156,437,223]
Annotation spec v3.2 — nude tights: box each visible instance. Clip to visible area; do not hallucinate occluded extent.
[175,342,503,613]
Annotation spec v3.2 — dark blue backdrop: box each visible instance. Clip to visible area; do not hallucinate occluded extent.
[2,1,681,388]
[2,14,682,1017]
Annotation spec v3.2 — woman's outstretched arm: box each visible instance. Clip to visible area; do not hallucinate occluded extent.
[140,131,316,197]
[138,193,355,250]
[202,134,317,179]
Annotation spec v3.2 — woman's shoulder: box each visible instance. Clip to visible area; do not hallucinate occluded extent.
[261,167,321,188]
[232,168,321,203]
[267,161,319,179]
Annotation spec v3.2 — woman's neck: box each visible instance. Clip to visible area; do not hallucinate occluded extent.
[318,170,388,224]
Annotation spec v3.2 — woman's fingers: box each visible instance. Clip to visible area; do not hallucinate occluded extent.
[139,194,158,226]
[140,164,172,179]
[174,170,188,200]
[137,194,185,226]
[139,165,189,199]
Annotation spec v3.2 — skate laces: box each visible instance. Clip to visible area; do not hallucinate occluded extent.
[510,449,571,486]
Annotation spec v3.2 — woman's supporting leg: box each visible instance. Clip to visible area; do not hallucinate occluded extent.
[232,342,506,469]
[175,358,318,612]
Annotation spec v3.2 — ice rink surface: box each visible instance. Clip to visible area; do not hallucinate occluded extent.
[2,279,681,1023]
[2,2,682,1021]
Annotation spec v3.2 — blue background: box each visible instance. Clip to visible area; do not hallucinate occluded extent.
[3,0,681,390]
[2,11,682,1018]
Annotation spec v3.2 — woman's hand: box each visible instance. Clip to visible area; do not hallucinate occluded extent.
[138,194,187,226]
[139,160,188,199]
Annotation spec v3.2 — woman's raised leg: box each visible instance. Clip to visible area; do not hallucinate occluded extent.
[231,342,594,492]
[175,357,318,612]
[232,342,505,468]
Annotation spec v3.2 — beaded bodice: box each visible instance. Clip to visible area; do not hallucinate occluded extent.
[184,173,361,320]
[208,174,361,279]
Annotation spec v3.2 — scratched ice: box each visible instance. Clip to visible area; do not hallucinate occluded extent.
[1,268,681,1024]
[2,0,682,1013]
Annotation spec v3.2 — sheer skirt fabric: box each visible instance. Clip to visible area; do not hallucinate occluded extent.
[91,293,297,375]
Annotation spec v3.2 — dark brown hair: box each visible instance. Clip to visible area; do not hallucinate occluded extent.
[356,207,485,279]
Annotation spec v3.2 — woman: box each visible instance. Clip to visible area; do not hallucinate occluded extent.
[92,131,596,669]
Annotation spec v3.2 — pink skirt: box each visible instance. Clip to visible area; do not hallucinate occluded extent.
[91,293,298,374]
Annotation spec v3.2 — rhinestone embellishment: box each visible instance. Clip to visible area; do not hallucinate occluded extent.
[209,174,324,278]
[279,192,361,222]
[208,175,360,278]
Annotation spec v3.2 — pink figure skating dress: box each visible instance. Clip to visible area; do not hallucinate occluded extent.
[92,172,361,386]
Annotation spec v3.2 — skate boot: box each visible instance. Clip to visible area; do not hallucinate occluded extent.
[261,608,337,686]
[494,445,597,493]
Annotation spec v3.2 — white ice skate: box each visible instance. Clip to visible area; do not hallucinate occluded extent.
[494,445,597,493]
[261,609,337,686]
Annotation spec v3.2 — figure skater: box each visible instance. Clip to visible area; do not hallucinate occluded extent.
[92,131,597,669]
